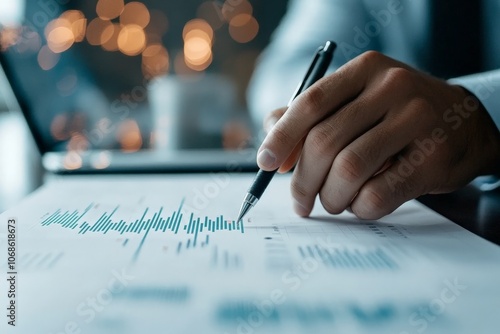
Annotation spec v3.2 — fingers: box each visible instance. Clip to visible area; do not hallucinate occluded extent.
[291,67,411,216]
[350,144,436,220]
[264,107,287,133]
[318,109,420,215]
[256,52,377,171]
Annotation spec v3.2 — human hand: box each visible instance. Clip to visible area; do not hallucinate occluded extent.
[258,51,500,219]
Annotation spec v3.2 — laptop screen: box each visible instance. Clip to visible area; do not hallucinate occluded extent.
[0,1,286,157]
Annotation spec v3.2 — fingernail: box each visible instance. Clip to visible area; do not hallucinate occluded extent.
[293,200,309,217]
[257,149,276,169]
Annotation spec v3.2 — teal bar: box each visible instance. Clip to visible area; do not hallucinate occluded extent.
[57,211,70,225]
[193,218,200,246]
[170,210,178,230]
[216,218,220,230]
[224,220,228,230]
[127,220,137,232]
[91,213,107,232]
[151,213,159,230]
[231,221,235,230]
[134,208,149,233]
[78,222,88,234]
[175,214,183,234]
[103,219,114,234]
[228,222,232,231]
[62,211,78,228]
[155,218,163,231]
[116,220,125,231]
[165,217,171,231]
[204,217,208,227]
[137,218,147,233]
[188,213,194,234]
[81,224,91,234]
[41,209,60,225]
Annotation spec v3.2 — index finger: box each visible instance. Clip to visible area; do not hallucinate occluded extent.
[256,52,377,171]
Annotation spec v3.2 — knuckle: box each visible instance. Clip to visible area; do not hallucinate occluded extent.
[308,124,336,156]
[333,149,365,183]
[409,97,436,122]
[300,85,325,116]
[384,67,413,89]
[393,169,423,200]
[358,186,388,217]
[319,191,343,214]
[358,50,384,67]
[290,177,310,201]
[270,126,292,147]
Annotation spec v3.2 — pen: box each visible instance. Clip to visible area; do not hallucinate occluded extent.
[237,41,336,222]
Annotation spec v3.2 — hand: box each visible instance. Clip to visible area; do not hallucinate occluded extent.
[257,51,500,220]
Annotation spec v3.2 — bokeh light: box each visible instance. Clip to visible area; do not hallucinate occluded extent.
[46,18,75,53]
[96,0,124,20]
[142,44,169,78]
[117,120,143,152]
[60,10,87,42]
[197,1,224,30]
[38,45,60,70]
[120,2,150,28]
[183,19,213,71]
[229,14,259,43]
[117,24,147,56]
[222,0,253,21]
[50,114,70,141]
[101,23,121,51]
[0,27,20,51]
[67,133,89,152]
[86,18,113,46]
[63,151,83,170]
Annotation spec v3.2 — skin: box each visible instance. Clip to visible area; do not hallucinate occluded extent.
[257,51,500,220]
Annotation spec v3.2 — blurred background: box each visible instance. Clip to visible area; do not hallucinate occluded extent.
[0,0,289,211]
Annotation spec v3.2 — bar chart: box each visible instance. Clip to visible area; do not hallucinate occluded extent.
[40,199,244,237]
[298,244,398,270]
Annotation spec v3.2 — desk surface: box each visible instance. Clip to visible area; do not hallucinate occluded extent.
[419,185,500,246]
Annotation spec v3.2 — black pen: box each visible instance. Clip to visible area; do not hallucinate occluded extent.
[237,41,336,222]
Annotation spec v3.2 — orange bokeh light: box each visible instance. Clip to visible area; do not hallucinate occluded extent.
[101,23,121,51]
[117,24,147,56]
[183,19,213,42]
[96,0,124,20]
[86,18,113,46]
[38,45,60,70]
[60,10,87,42]
[45,18,75,53]
[229,14,259,43]
[142,44,169,78]
[120,2,150,28]
[117,120,143,152]
[222,0,253,21]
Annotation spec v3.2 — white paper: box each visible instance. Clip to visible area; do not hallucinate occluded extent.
[0,173,499,334]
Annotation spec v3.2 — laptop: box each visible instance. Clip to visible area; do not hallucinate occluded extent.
[0,24,258,174]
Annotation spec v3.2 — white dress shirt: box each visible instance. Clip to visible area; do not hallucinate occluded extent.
[248,0,500,131]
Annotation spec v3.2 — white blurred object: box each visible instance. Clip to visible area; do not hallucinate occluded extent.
[0,2,25,26]
[148,74,237,150]
[0,111,42,212]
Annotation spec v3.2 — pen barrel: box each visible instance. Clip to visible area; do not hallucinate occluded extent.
[248,169,277,199]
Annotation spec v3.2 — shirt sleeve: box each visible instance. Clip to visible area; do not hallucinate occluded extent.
[449,69,500,131]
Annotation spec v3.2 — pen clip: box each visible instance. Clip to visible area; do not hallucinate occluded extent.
[287,46,323,107]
